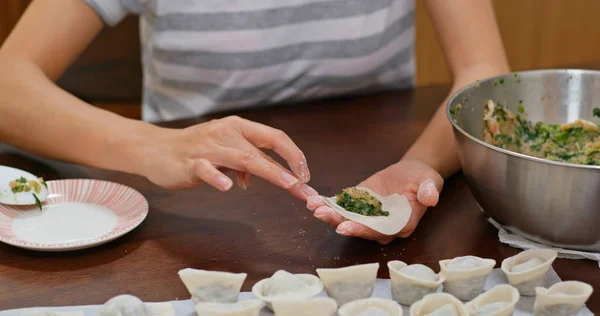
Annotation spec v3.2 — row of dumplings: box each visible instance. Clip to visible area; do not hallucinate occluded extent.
[180,249,592,316]
[20,249,593,316]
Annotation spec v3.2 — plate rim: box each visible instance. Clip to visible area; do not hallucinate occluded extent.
[0,179,149,251]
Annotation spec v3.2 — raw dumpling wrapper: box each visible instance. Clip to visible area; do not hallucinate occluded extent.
[321,187,412,235]
[388,261,444,306]
[465,284,520,316]
[21,311,84,316]
[439,256,496,300]
[533,281,593,316]
[99,295,175,316]
[338,298,403,316]
[271,297,337,316]
[178,268,247,303]
[410,293,469,316]
[500,249,557,296]
[316,263,379,306]
[194,299,265,316]
[251,270,323,310]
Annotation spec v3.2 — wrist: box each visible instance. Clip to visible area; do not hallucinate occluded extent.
[111,120,166,177]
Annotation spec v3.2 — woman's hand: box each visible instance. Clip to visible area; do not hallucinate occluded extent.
[139,115,318,200]
[307,160,443,243]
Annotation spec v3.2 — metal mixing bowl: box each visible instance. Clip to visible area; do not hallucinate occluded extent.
[447,69,600,252]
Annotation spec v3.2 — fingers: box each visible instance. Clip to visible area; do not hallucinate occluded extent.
[192,159,233,191]
[306,196,326,211]
[236,117,311,183]
[336,221,396,245]
[236,171,251,190]
[313,206,346,226]
[288,183,319,201]
[417,178,440,207]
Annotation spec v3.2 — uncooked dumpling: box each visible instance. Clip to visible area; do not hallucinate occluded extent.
[439,256,496,300]
[316,263,379,306]
[500,249,557,296]
[534,281,593,316]
[99,295,150,316]
[21,310,84,316]
[388,261,444,306]
[465,284,520,316]
[321,187,412,235]
[252,270,323,310]
[410,293,469,316]
[272,297,337,316]
[178,268,247,303]
[194,299,265,316]
[338,298,402,316]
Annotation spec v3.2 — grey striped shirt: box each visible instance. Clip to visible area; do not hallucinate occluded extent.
[85,0,416,122]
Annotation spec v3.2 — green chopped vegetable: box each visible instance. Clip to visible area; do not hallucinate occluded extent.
[33,193,43,211]
[499,79,505,84]
[594,108,600,118]
[336,187,388,217]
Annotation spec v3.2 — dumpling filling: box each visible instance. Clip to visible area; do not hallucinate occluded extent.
[474,302,510,315]
[511,257,545,273]
[424,304,459,316]
[336,187,388,216]
[399,264,438,282]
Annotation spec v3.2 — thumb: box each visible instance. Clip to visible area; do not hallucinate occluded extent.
[416,177,442,207]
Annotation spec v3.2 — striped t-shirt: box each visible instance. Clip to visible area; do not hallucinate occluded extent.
[84,0,416,122]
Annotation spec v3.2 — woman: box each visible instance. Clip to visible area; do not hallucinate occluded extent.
[0,0,509,243]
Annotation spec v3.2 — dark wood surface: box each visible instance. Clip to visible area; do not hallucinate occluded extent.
[0,86,598,312]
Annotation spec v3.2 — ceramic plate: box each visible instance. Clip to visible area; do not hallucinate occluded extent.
[0,179,148,251]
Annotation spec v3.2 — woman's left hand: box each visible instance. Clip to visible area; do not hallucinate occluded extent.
[307,159,443,244]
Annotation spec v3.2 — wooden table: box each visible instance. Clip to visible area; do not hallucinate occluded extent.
[0,86,598,312]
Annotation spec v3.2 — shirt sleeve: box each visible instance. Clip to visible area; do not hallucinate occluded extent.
[83,0,142,27]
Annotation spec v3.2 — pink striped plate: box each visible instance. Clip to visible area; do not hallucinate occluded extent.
[0,179,148,251]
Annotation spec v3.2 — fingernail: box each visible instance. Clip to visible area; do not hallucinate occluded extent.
[336,227,351,236]
[314,213,325,220]
[217,176,233,191]
[280,172,299,187]
[297,159,311,183]
[301,184,318,198]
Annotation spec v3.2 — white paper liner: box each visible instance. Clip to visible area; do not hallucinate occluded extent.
[321,187,412,235]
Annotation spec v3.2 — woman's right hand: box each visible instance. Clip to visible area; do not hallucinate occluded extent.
[137,116,318,200]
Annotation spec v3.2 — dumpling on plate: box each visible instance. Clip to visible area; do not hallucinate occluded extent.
[388,261,444,306]
[271,297,338,316]
[21,310,84,316]
[338,298,403,316]
[533,281,593,316]
[320,187,412,235]
[409,293,469,316]
[500,249,557,296]
[465,284,520,316]
[438,256,496,300]
[316,263,379,306]
[178,268,247,303]
[251,270,323,310]
[194,299,265,316]
[98,294,175,316]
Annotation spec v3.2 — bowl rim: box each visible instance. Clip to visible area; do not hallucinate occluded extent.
[446,68,600,170]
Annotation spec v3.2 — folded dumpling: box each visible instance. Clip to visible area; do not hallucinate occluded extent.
[194,299,265,316]
[338,298,403,316]
[271,297,338,316]
[500,249,557,296]
[439,256,496,300]
[465,284,520,316]
[316,263,379,306]
[321,187,412,235]
[533,281,593,316]
[388,261,444,306]
[178,268,247,303]
[410,293,469,316]
[21,310,84,316]
[98,294,175,316]
[251,270,323,310]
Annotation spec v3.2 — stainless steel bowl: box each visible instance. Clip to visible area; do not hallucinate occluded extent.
[447,69,600,252]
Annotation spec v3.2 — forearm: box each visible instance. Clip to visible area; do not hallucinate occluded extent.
[0,58,157,175]
[403,0,510,178]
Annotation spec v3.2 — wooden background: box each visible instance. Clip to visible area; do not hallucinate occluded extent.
[2,0,600,116]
